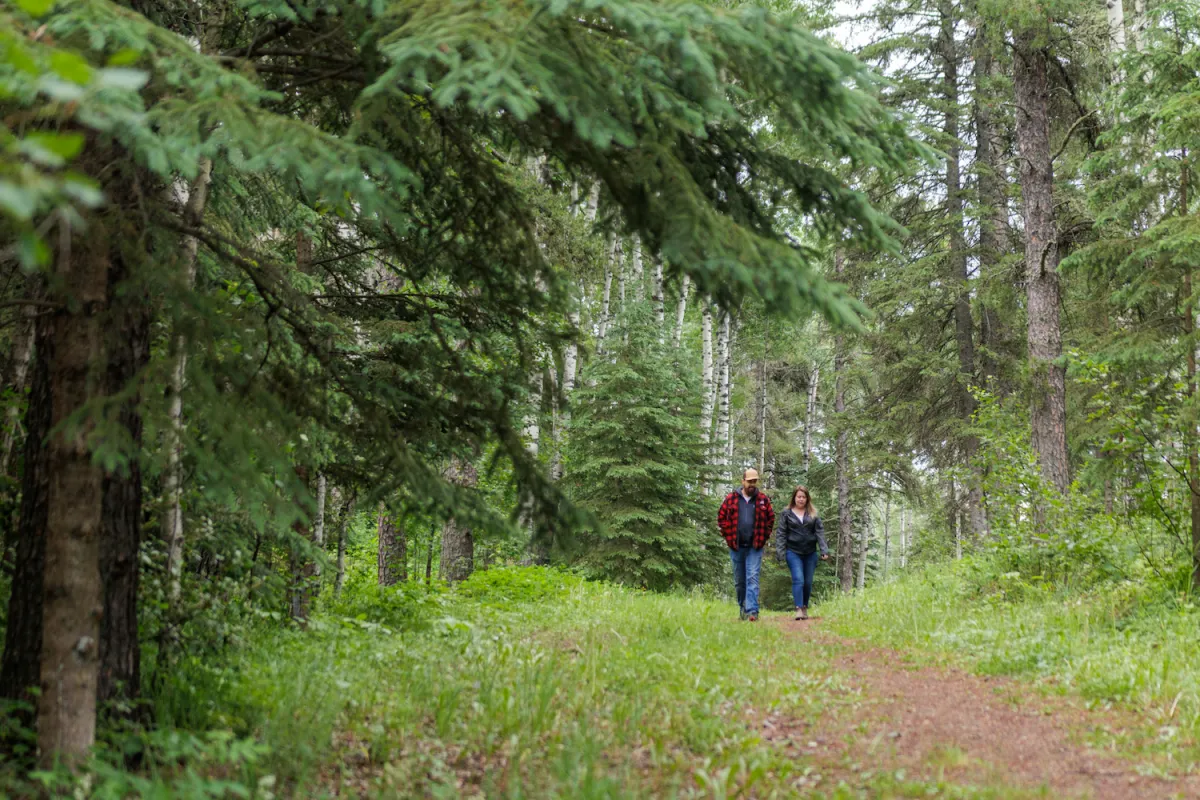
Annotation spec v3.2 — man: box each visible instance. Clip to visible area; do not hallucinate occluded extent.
[717,468,775,621]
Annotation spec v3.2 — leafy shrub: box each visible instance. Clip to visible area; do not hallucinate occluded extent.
[326,579,447,631]
[453,565,586,611]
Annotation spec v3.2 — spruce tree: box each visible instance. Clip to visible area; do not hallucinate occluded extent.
[565,306,718,590]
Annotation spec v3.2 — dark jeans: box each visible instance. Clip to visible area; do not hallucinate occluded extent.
[729,547,763,616]
[785,550,820,608]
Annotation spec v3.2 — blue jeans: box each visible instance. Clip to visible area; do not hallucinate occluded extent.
[785,550,820,608]
[729,547,764,616]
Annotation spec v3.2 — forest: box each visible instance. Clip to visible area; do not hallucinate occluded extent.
[3,0,1200,796]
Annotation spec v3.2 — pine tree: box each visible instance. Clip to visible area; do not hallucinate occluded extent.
[565,306,718,590]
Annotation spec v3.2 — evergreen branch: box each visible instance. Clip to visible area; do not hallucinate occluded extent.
[1051,110,1098,165]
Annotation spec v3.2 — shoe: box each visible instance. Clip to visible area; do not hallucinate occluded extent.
[748,614,758,622]
[800,607,809,620]
[794,608,803,621]
[739,608,747,621]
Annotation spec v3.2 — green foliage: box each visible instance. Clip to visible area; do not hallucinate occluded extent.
[564,305,720,590]
[453,565,585,611]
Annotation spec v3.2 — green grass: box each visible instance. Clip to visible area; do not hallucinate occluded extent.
[821,558,1200,765]
[9,565,1116,798]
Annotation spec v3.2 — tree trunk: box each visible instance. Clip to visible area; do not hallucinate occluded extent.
[288,467,313,622]
[901,507,908,568]
[596,240,615,356]
[715,310,731,477]
[652,258,665,337]
[440,458,478,583]
[38,216,111,766]
[335,494,354,596]
[97,254,151,714]
[0,320,50,725]
[974,22,1011,398]
[312,473,326,579]
[377,504,406,585]
[0,279,39,476]
[882,493,891,581]
[1106,0,1128,52]
[425,524,434,585]
[726,316,739,469]
[856,504,868,591]
[1132,0,1147,51]
[758,322,768,476]
[1179,156,1200,592]
[163,157,214,607]
[835,252,854,593]
[673,275,690,348]
[1013,30,1070,496]
[951,478,963,560]
[805,367,819,476]
[631,237,645,302]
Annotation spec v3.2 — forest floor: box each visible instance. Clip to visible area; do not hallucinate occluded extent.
[765,614,1200,798]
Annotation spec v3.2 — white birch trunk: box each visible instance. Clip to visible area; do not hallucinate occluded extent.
[1132,0,1147,51]
[883,493,891,581]
[725,315,738,469]
[335,495,354,596]
[652,258,665,336]
[673,275,690,348]
[164,156,214,605]
[857,509,868,591]
[901,507,909,568]
[312,473,327,579]
[1107,0,1127,52]
[632,238,645,302]
[758,326,768,475]
[804,367,819,475]
[715,311,731,476]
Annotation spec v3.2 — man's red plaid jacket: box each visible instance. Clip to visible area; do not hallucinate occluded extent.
[717,491,775,550]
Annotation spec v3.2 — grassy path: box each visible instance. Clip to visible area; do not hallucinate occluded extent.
[769,614,1199,798]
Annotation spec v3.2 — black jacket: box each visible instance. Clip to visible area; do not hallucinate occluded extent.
[774,508,829,558]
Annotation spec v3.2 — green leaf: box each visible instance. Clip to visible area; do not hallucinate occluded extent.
[0,181,36,221]
[16,231,51,272]
[49,50,92,86]
[13,0,54,17]
[26,131,85,160]
[106,48,141,67]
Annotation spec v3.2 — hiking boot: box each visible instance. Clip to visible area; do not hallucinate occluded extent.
[747,614,758,622]
[794,608,803,621]
[800,607,809,620]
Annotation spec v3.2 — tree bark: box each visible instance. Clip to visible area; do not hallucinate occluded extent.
[0,319,50,725]
[335,494,354,596]
[596,239,615,356]
[0,278,39,476]
[974,22,1011,398]
[163,157,214,607]
[312,473,326,579]
[939,2,986,538]
[835,251,854,593]
[38,215,111,766]
[440,458,477,583]
[715,310,731,477]
[652,258,665,337]
[631,237,645,302]
[1013,30,1070,496]
[1106,0,1128,52]
[882,492,891,581]
[856,503,869,591]
[288,466,313,622]
[673,275,690,348]
[377,504,406,585]
[804,367,819,476]
[758,322,768,476]
[97,253,151,714]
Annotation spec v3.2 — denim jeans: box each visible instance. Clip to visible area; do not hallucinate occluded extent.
[729,547,764,616]
[785,550,820,608]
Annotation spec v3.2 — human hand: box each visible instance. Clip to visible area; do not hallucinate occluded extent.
[820,554,830,561]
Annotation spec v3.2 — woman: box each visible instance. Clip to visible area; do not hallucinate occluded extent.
[774,485,829,620]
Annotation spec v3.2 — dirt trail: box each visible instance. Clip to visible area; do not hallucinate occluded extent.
[765,616,1200,798]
